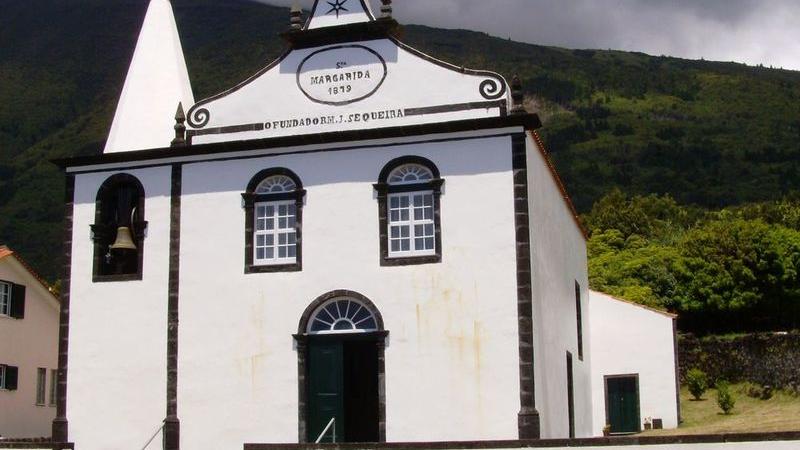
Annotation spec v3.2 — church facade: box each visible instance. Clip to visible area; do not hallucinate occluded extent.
[51,1,675,449]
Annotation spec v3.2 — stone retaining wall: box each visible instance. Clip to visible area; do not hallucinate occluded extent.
[678,332,800,389]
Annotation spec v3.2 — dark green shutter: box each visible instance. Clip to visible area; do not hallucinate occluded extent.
[6,365,19,390]
[10,283,25,319]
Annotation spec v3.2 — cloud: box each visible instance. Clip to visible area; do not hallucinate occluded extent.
[255,0,800,70]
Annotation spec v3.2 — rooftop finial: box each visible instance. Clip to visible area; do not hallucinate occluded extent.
[290,1,303,30]
[380,0,393,19]
[171,102,187,147]
[511,75,527,115]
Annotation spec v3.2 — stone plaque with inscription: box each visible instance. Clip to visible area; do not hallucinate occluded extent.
[297,45,388,106]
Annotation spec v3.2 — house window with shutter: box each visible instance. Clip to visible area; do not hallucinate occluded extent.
[375,156,444,266]
[0,281,9,316]
[0,280,25,319]
[243,169,305,273]
[91,173,147,282]
[0,364,18,390]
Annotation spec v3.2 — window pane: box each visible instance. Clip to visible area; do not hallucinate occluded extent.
[265,218,275,230]
[265,248,274,259]
[425,224,434,236]
[401,239,410,251]
[279,217,287,228]
[36,368,46,405]
[400,196,409,208]
[415,238,424,250]
[391,240,400,252]
[288,233,296,245]
[279,234,287,245]
[425,238,434,249]
[256,205,267,217]
[266,205,275,216]
[288,245,297,258]
[256,235,265,246]
[279,247,287,258]
[256,248,265,260]
[390,197,400,208]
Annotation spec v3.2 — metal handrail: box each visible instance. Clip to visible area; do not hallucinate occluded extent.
[315,417,336,443]
[139,420,165,450]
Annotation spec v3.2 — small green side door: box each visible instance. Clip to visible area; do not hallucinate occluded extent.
[606,376,640,434]
[307,341,344,443]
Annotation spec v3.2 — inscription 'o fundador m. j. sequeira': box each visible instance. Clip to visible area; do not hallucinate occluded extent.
[297,45,388,106]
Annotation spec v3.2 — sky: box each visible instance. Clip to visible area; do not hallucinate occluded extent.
[257,0,800,71]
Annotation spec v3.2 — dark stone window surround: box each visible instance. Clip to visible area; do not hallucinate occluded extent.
[242,168,306,274]
[90,173,148,283]
[374,156,444,267]
[294,290,387,444]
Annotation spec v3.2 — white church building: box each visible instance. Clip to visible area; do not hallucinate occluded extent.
[50,1,680,449]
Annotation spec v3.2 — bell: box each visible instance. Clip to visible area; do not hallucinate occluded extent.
[109,227,137,251]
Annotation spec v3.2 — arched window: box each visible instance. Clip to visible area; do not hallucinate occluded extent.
[91,173,147,281]
[243,168,305,273]
[374,156,443,266]
[308,297,380,334]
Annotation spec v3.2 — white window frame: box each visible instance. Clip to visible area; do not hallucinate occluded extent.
[387,190,436,258]
[253,199,298,266]
[36,367,46,405]
[0,281,10,316]
[0,365,5,390]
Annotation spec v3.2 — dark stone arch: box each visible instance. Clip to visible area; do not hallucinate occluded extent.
[245,167,304,194]
[297,289,385,335]
[92,173,147,281]
[377,155,440,184]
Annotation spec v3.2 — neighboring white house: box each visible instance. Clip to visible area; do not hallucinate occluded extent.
[49,1,677,449]
[0,246,59,438]
[589,290,680,435]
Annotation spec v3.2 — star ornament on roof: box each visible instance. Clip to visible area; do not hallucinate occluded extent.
[326,0,349,18]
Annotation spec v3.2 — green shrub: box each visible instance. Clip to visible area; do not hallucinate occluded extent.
[716,380,736,414]
[686,368,709,400]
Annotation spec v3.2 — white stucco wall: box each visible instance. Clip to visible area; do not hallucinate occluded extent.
[589,291,679,435]
[0,257,59,438]
[526,134,592,438]
[177,135,522,448]
[67,167,172,450]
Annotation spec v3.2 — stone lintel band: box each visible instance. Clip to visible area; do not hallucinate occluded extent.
[164,164,183,450]
[512,133,540,439]
[52,174,75,443]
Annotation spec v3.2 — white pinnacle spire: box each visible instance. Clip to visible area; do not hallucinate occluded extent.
[104,0,194,153]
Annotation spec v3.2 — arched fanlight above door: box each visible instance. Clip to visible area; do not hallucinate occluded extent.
[307,298,379,334]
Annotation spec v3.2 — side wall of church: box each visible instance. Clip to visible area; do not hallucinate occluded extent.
[526,135,593,438]
[68,167,172,450]
[590,291,679,434]
[177,134,523,448]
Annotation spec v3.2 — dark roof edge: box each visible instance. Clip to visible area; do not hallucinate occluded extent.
[53,114,541,170]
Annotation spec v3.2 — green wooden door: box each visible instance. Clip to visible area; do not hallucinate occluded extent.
[606,376,640,434]
[307,342,344,443]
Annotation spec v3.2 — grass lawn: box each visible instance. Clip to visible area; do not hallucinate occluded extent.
[641,384,800,435]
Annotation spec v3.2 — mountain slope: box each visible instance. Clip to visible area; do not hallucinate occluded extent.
[1,0,799,280]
